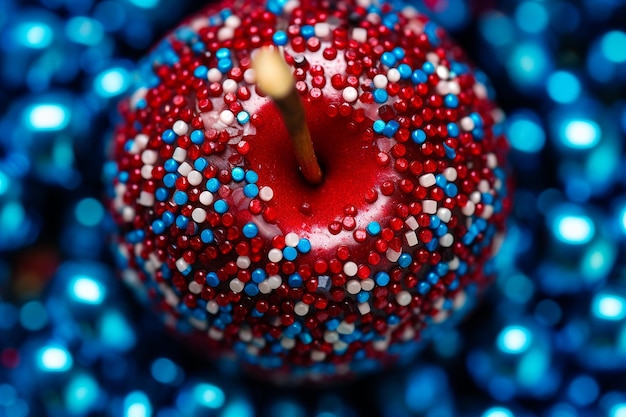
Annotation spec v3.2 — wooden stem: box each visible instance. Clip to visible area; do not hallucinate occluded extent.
[253,47,323,185]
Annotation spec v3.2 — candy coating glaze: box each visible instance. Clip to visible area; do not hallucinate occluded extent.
[107,0,511,382]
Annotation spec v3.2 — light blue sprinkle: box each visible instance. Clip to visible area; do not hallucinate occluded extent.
[162,129,176,143]
[470,112,483,127]
[375,271,390,286]
[164,159,179,173]
[176,215,188,229]
[216,47,230,59]
[194,158,208,171]
[297,238,311,254]
[373,120,386,133]
[207,178,220,192]
[411,129,427,144]
[418,282,431,294]
[393,47,405,59]
[155,188,169,201]
[429,216,441,229]
[118,171,129,183]
[422,61,435,74]
[435,174,448,188]
[444,143,457,159]
[214,200,228,213]
[191,130,204,144]
[288,272,303,287]
[245,170,258,183]
[301,25,315,39]
[373,89,388,103]
[244,284,259,297]
[242,223,258,238]
[243,184,259,198]
[283,247,298,261]
[163,173,178,188]
[237,111,250,125]
[194,65,208,78]
[201,229,214,243]
[252,269,266,283]
[383,120,400,137]
[206,272,219,287]
[381,51,397,67]
[326,319,339,331]
[231,167,245,182]
[411,69,428,84]
[398,63,412,79]
[388,314,401,325]
[272,30,288,46]
[473,128,484,140]
[217,58,232,73]
[152,220,165,234]
[173,190,188,205]
[398,253,412,268]
[367,221,381,235]
[445,94,459,108]
[436,224,448,237]
[427,272,439,285]
[356,292,370,303]
[447,122,459,137]
[162,212,175,226]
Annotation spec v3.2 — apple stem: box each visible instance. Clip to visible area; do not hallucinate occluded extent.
[253,47,323,185]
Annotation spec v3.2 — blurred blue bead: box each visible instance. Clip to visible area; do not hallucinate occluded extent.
[65,16,104,46]
[479,11,514,47]
[507,42,551,89]
[506,110,545,153]
[546,71,581,104]
[515,2,549,34]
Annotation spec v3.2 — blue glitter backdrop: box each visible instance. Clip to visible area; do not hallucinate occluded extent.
[1,0,626,416]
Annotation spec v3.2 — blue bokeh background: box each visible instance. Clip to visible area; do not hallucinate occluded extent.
[2,0,626,416]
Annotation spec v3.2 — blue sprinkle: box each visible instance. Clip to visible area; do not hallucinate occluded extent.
[398,253,412,268]
[152,220,165,234]
[373,89,388,103]
[443,143,457,159]
[436,224,448,237]
[245,170,258,184]
[162,129,177,144]
[482,193,494,205]
[422,61,435,74]
[164,159,179,173]
[383,120,400,137]
[426,238,438,251]
[445,183,458,197]
[411,69,428,84]
[373,120,386,133]
[425,22,440,46]
[470,112,483,127]
[388,314,401,325]
[283,246,298,261]
[192,42,205,54]
[427,272,439,285]
[206,272,220,287]
[398,63,412,79]
[411,129,427,144]
[288,273,303,287]
[173,190,188,205]
[242,223,258,238]
[163,173,178,188]
[430,215,441,229]
[252,269,266,283]
[194,65,208,78]
[445,94,459,108]
[473,128,484,140]
[300,332,313,344]
[231,167,245,182]
[297,238,311,254]
[375,271,390,286]
[367,221,381,235]
[207,178,220,192]
[326,319,339,331]
[447,122,459,137]
[118,171,129,183]
[435,174,448,188]
[214,200,228,214]
[243,184,259,198]
[217,58,233,73]
[216,47,230,59]
[162,212,175,226]
[155,187,169,201]
[301,25,315,39]
[392,47,405,59]
[201,229,214,243]
[176,215,189,229]
[356,292,370,303]
[236,111,250,125]
[245,283,259,297]
[194,157,208,171]
[417,282,431,294]
[381,51,396,67]
[220,8,232,19]
[436,263,449,276]
[191,130,204,144]
[272,30,288,46]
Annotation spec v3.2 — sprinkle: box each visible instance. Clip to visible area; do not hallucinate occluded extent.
[173,120,189,135]
[285,232,299,247]
[419,173,437,188]
[259,186,274,201]
[219,110,235,125]
[192,208,207,223]
[396,291,412,306]
[423,200,437,214]
[268,248,283,263]
[352,27,367,43]
[342,86,358,102]
[343,261,358,276]
[199,191,214,206]
[242,223,258,238]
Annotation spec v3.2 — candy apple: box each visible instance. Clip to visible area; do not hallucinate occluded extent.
[106,0,511,382]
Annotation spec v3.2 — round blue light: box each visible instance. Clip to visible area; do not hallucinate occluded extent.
[515,2,548,34]
[550,209,595,245]
[38,346,73,372]
[601,31,626,63]
[16,22,54,48]
[546,71,581,104]
[151,358,181,385]
[568,375,599,407]
[592,293,626,321]
[497,325,532,354]
[70,276,105,304]
[506,111,545,153]
[506,42,550,88]
[25,104,70,131]
[482,407,514,417]
[129,0,160,8]
[560,119,601,149]
[124,391,152,417]
[94,67,130,98]
[479,12,514,47]
[75,198,105,227]
[19,301,48,331]
[193,383,225,409]
[65,16,104,46]
[611,404,626,417]
[64,374,100,415]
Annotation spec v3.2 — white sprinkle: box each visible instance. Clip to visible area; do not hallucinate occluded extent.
[481,205,494,219]
[357,0,373,7]
[478,179,491,193]
[259,186,274,201]
[337,321,355,335]
[137,191,154,207]
[208,68,223,83]
[223,78,237,93]
[219,110,235,125]
[343,86,358,103]
[474,82,487,99]
[470,191,482,203]
[192,208,207,223]
[188,170,203,186]
[373,339,389,351]
[173,147,187,163]
[387,68,401,82]
[396,290,412,306]
[294,301,309,316]
[173,120,189,136]
[373,74,388,89]
[229,278,244,293]
[405,216,418,230]
[423,199,437,214]
[285,232,299,247]
[437,208,452,223]
[386,248,401,262]
[436,65,450,80]
[324,331,339,343]
[206,300,219,314]
[439,233,454,247]
[243,68,256,84]
[315,22,330,38]
[460,116,475,131]
[333,341,348,352]
[346,280,361,295]
[436,81,450,96]
[486,153,498,169]
[239,327,252,342]
[448,80,461,95]
[225,14,241,28]
[267,275,282,289]
[281,337,296,350]
[177,161,193,176]
[141,149,158,165]
[122,206,135,222]
[352,27,368,43]
[361,278,375,292]
[358,302,371,315]
[405,231,419,247]
[258,280,271,294]
[175,258,189,273]
[419,173,437,188]
[208,328,223,341]
[218,26,234,41]
[311,350,326,362]
[236,256,251,269]
[343,261,358,277]
[443,167,458,182]
[199,191,214,206]
[462,201,475,216]
[426,52,440,65]
[268,248,283,263]
[188,281,202,294]
[141,164,153,180]
[454,290,467,310]
[402,327,415,341]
